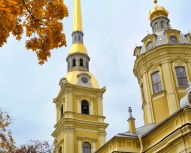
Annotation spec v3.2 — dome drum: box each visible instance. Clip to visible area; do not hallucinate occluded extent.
[67,53,90,72]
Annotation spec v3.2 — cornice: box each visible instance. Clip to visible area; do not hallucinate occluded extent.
[52,117,108,137]
[134,44,191,77]
[53,81,106,103]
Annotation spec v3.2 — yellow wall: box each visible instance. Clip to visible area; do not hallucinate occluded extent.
[52,82,108,153]
[134,45,191,124]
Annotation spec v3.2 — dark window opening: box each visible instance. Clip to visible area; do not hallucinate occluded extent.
[175,66,189,88]
[80,58,84,67]
[81,100,89,115]
[60,104,64,118]
[86,61,89,70]
[160,20,164,29]
[83,142,91,153]
[169,35,178,44]
[68,62,70,71]
[72,59,76,67]
[59,146,62,153]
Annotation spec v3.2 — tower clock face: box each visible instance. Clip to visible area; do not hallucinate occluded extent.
[81,76,88,84]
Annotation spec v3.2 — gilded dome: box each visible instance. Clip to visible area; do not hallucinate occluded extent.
[66,71,99,88]
[149,4,169,21]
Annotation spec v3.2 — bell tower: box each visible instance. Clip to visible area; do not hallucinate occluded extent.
[52,0,108,153]
[134,0,191,124]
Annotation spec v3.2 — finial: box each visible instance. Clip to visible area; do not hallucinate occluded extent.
[154,0,158,5]
[128,107,133,118]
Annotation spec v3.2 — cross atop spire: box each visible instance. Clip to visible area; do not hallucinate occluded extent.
[73,0,83,32]
[154,0,158,5]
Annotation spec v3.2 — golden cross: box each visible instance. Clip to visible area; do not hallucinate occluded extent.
[154,0,158,5]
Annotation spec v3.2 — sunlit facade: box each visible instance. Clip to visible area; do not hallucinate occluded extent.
[53,0,191,153]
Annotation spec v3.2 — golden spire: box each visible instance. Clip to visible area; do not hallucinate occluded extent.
[73,0,83,32]
[68,0,87,56]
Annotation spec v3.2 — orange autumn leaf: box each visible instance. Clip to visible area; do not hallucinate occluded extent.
[0,0,68,64]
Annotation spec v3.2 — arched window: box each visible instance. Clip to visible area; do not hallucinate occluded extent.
[169,35,178,44]
[151,71,162,94]
[154,22,158,31]
[146,41,154,50]
[72,59,76,67]
[80,58,84,66]
[160,20,164,29]
[60,104,64,118]
[59,146,62,153]
[83,142,91,153]
[81,100,89,115]
[86,61,89,70]
[68,62,70,71]
[175,66,189,88]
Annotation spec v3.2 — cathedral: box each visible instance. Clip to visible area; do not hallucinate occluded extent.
[52,0,191,152]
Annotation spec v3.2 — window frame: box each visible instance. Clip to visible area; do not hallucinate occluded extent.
[59,146,62,153]
[169,35,178,44]
[60,104,64,119]
[72,58,76,67]
[80,58,84,67]
[151,71,163,94]
[82,142,91,153]
[175,66,189,88]
[81,100,90,115]
[146,41,154,50]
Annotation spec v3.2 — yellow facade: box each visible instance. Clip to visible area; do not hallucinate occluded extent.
[53,0,191,153]
[96,1,191,153]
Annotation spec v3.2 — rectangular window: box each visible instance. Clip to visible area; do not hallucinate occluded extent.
[175,66,189,88]
[151,71,162,94]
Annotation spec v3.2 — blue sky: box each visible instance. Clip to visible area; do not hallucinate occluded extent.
[0,0,191,146]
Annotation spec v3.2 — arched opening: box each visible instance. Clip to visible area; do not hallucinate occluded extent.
[169,35,178,44]
[83,142,91,153]
[72,59,76,67]
[175,66,189,88]
[160,20,164,29]
[146,41,154,50]
[81,100,89,115]
[80,58,84,67]
[86,61,89,70]
[59,146,62,153]
[151,71,162,94]
[60,104,64,118]
[68,62,70,71]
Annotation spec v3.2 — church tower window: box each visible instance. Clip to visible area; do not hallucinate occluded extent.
[68,62,70,71]
[80,58,84,66]
[86,61,89,70]
[81,100,89,115]
[60,104,64,118]
[160,20,164,29]
[72,59,76,67]
[59,146,62,153]
[151,71,162,94]
[175,66,189,88]
[169,35,178,44]
[146,41,154,50]
[83,142,91,153]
